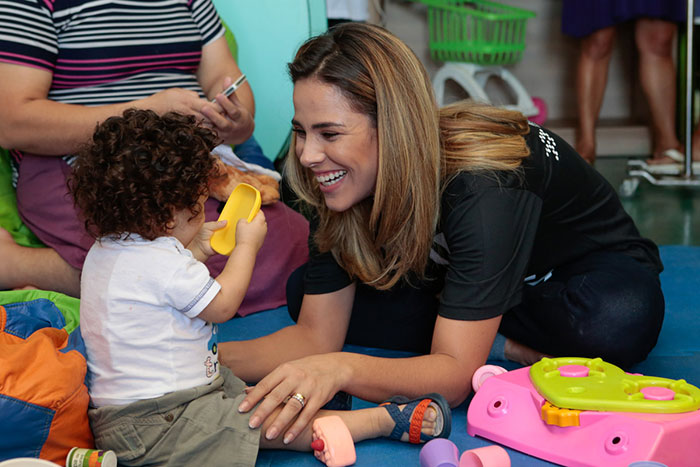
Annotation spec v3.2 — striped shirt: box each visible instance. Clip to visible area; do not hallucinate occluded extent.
[0,0,225,169]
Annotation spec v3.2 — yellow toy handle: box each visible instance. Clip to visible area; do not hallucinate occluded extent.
[210,183,261,256]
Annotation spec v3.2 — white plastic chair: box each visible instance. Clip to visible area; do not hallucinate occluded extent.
[432,62,538,116]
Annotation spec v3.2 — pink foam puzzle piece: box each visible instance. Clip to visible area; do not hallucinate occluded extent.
[311,415,356,466]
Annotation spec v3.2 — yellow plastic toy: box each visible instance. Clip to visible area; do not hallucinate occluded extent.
[530,357,700,414]
[210,183,261,256]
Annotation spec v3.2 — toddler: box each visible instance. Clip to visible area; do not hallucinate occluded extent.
[69,109,450,466]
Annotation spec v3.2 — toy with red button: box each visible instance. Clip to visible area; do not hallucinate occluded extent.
[310,415,356,466]
[467,357,700,467]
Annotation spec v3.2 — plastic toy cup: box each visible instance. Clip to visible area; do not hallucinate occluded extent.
[459,446,510,467]
[66,448,117,467]
[472,365,508,392]
[210,183,261,256]
[419,438,460,467]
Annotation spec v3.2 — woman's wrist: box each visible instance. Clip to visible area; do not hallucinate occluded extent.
[332,351,355,391]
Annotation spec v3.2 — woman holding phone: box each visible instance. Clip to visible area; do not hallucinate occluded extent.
[0,0,308,314]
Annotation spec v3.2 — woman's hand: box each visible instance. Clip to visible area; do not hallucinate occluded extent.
[142,84,254,145]
[200,83,255,145]
[238,352,351,445]
[141,87,209,119]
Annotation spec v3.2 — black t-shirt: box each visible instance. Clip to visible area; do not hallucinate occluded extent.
[303,124,663,321]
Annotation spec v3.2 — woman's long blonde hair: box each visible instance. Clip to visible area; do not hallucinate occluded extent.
[440,100,531,178]
[286,23,530,290]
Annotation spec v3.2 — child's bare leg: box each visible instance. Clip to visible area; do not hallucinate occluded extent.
[0,227,81,296]
[259,403,439,451]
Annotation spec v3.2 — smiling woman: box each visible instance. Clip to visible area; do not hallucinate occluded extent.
[291,79,378,213]
[220,22,665,448]
[286,27,441,288]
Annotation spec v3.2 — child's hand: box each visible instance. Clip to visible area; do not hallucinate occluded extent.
[235,211,267,253]
[201,213,266,322]
[190,220,227,260]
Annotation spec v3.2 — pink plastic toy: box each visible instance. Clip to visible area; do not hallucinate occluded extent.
[419,438,510,467]
[467,358,700,467]
[311,415,356,466]
[472,365,508,393]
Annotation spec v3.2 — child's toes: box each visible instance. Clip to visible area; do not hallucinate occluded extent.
[422,405,439,435]
[421,420,436,436]
[423,406,437,422]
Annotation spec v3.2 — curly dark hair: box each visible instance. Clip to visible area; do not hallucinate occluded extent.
[69,109,221,240]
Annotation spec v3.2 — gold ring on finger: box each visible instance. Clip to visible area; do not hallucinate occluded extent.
[288,392,306,408]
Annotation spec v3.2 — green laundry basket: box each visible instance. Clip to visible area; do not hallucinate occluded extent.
[420,0,535,65]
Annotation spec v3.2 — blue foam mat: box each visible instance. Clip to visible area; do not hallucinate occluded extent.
[219,246,700,466]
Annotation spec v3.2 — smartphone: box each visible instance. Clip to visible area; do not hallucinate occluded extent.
[211,74,247,102]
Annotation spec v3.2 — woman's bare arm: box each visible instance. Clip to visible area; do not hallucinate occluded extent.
[224,285,501,444]
[218,285,355,381]
[197,36,255,145]
[0,62,211,154]
[197,35,254,115]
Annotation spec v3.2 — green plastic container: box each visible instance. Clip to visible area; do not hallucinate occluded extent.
[419,0,535,65]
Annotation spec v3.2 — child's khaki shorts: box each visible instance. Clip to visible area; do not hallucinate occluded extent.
[88,367,260,466]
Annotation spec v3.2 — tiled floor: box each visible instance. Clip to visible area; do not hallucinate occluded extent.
[596,157,700,246]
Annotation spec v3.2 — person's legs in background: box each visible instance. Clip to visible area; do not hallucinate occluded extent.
[635,18,685,163]
[575,26,616,164]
